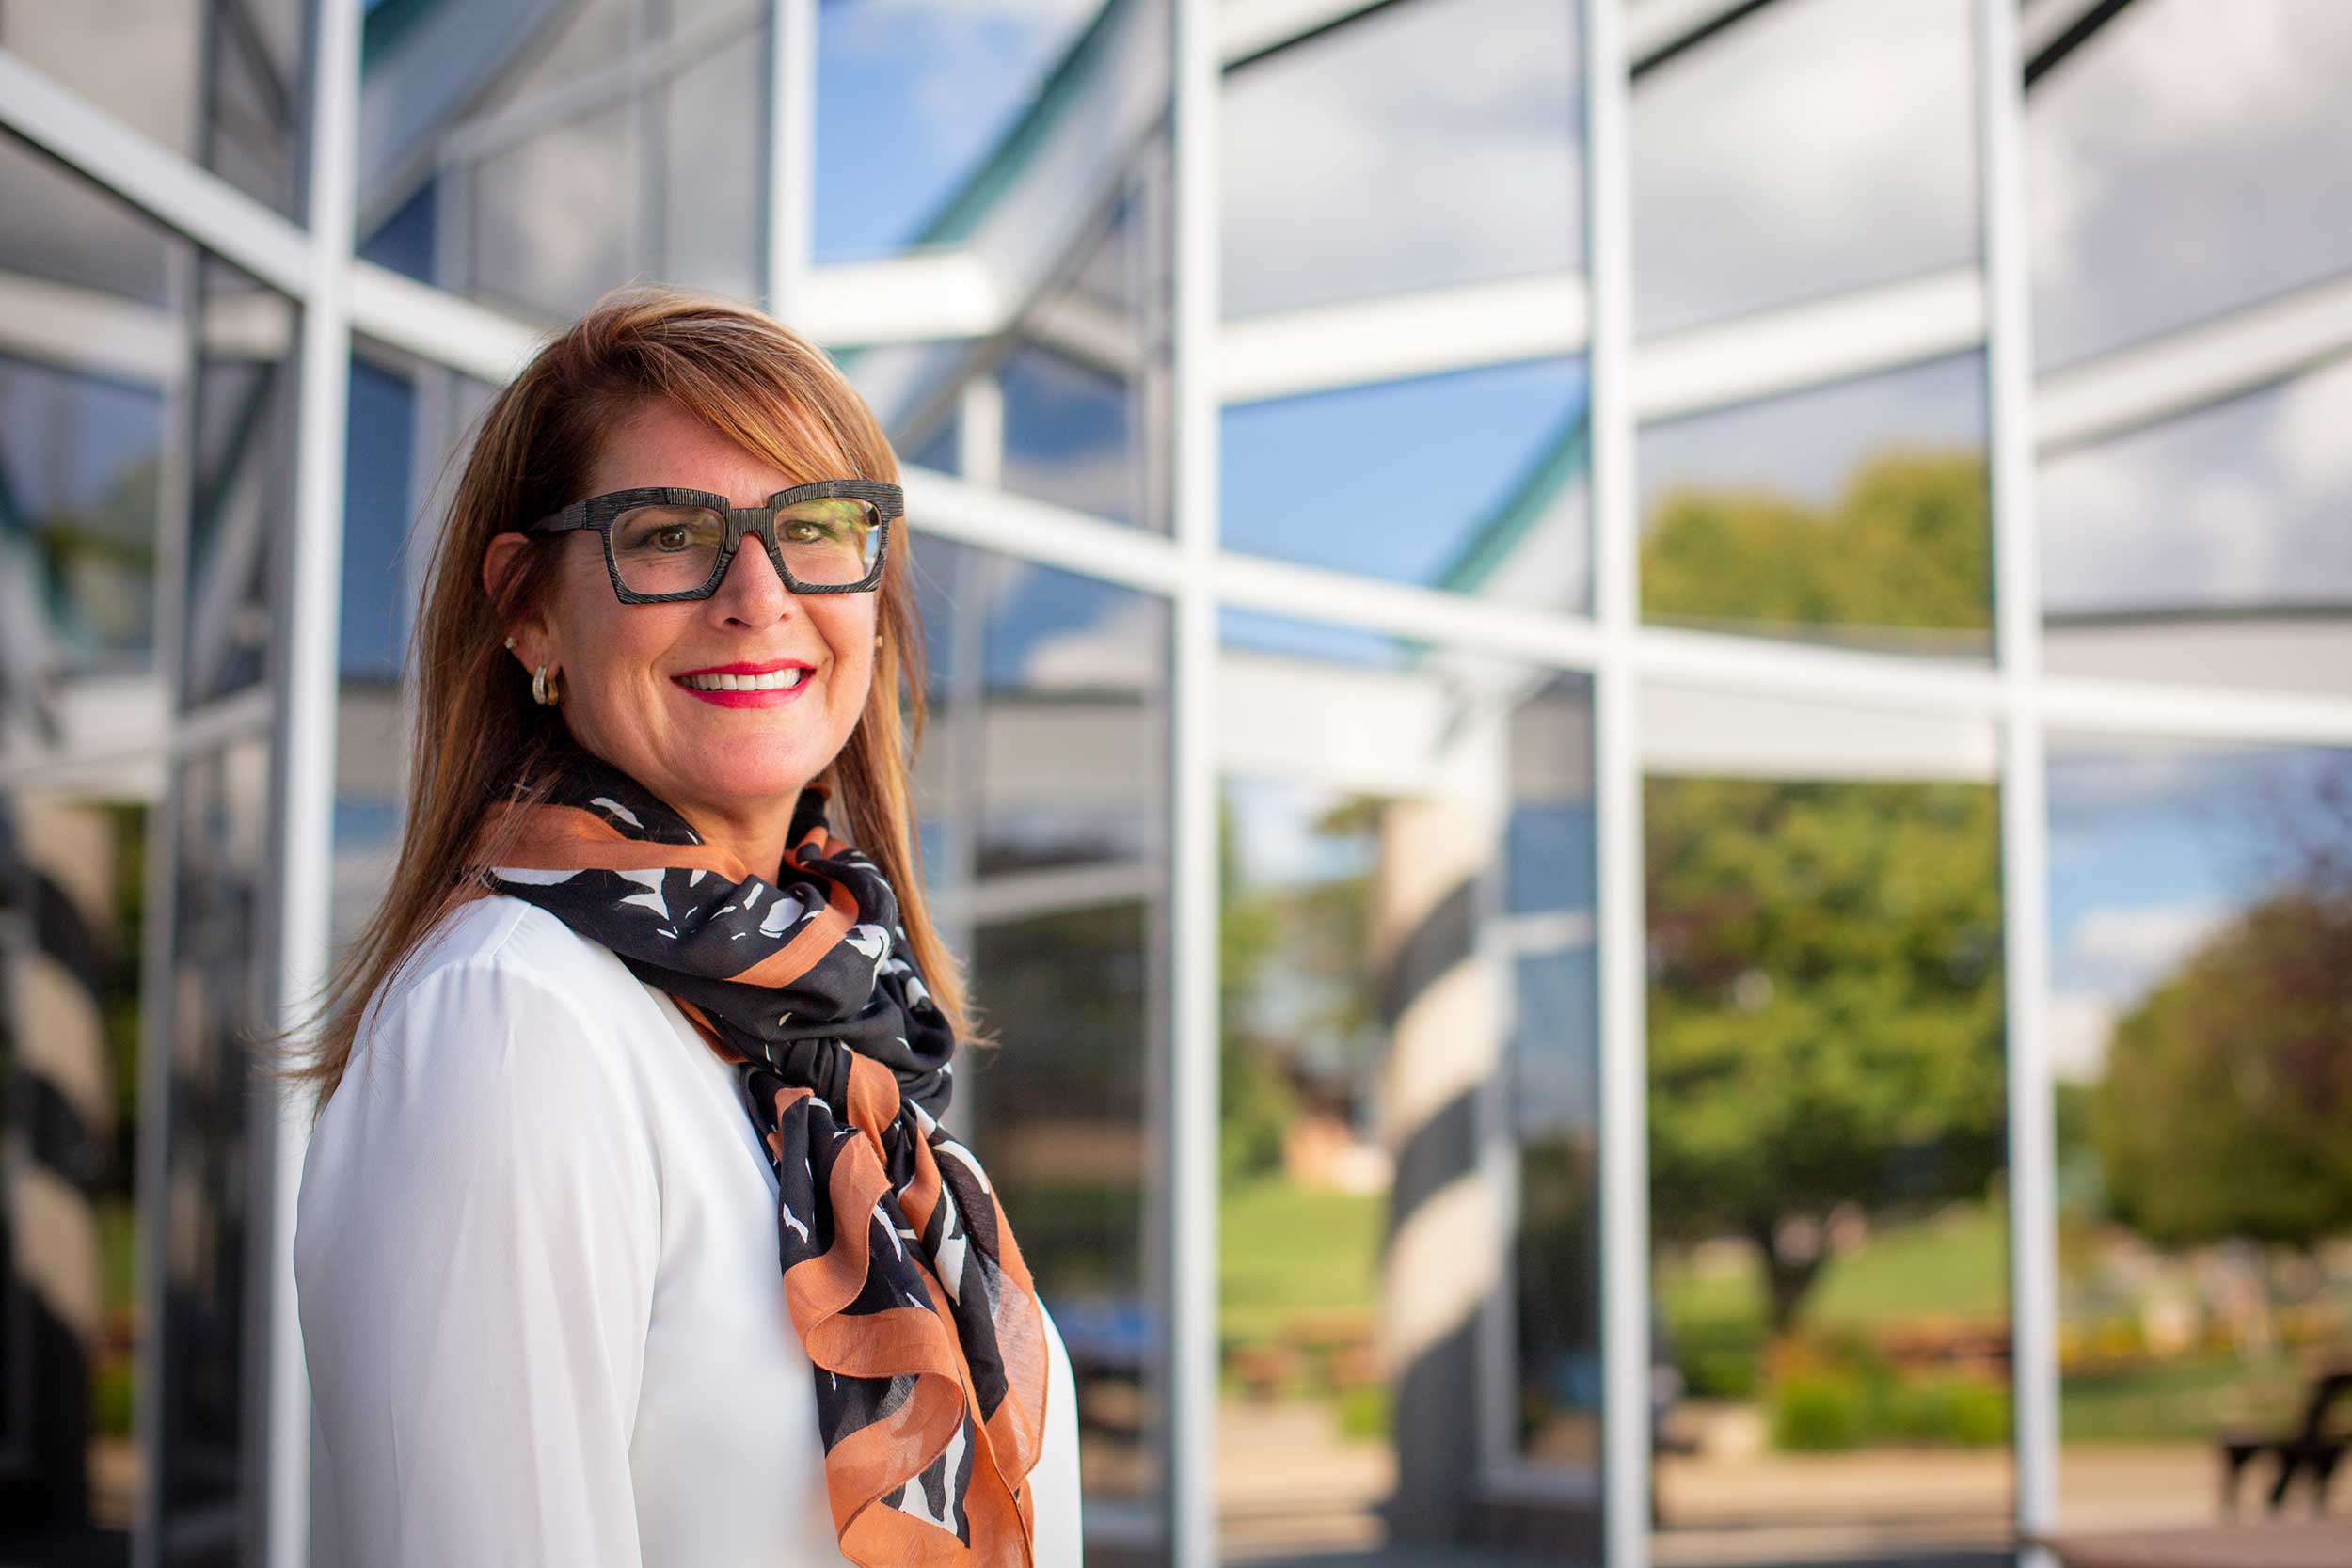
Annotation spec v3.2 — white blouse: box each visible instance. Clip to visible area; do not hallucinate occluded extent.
[294,894,1084,1567]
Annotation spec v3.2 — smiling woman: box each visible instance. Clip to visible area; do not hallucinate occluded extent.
[264,286,1084,1568]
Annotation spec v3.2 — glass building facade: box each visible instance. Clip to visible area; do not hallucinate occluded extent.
[2,2,2349,1565]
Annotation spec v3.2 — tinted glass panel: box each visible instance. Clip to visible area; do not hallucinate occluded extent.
[358,0,768,313]
[0,355,165,674]
[1639,354,1990,659]
[2046,740,2352,1530]
[2028,1,2352,370]
[2040,355,2352,697]
[0,795,148,1558]
[1216,609,1602,1558]
[1223,358,1592,612]
[1221,0,1584,319]
[997,182,1164,531]
[816,0,1115,261]
[1631,0,1979,339]
[910,535,1171,1557]
[157,737,273,1565]
[183,266,299,708]
[1646,761,2010,1563]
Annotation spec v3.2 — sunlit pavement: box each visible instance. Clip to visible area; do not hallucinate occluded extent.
[1216,1391,2241,1568]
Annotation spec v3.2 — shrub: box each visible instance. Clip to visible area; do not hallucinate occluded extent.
[1772,1371,1871,1450]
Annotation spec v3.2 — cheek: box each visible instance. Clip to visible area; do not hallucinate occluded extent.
[817,604,879,706]
[553,580,685,706]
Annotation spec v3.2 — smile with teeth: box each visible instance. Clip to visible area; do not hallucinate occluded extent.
[678,669,809,691]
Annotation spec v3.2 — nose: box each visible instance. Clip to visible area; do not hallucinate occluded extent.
[707,531,794,626]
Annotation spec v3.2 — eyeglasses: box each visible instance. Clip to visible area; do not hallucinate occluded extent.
[527,480,899,602]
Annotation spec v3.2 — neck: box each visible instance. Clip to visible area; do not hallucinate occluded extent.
[673,799,803,886]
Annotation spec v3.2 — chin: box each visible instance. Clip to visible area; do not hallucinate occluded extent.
[699,737,828,800]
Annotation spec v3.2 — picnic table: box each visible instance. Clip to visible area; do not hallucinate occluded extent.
[2037,1519,2352,1568]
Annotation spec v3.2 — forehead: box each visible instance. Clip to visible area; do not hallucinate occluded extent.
[585,397,832,505]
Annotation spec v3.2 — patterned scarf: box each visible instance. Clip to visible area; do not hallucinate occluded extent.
[466,757,1046,1567]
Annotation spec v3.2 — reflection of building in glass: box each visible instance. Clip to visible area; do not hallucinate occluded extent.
[4,0,2351,1565]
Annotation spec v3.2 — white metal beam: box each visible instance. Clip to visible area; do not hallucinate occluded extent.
[766,0,817,318]
[1222,273,1590,404]
[0,270,178,383]
[1583,0,1651,1563]
[1982,0,2061,1559]
[803,251,1006,345]
[348,259,545,383]
[268,0,361,1561]
[2036,268,2352,452]
[902,466,1182,598]
[1636,265,1985,421]
[2041,672,2352,748]
[1170,0,1222,1558]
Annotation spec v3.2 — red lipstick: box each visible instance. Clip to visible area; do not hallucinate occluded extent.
[672,658,816,708]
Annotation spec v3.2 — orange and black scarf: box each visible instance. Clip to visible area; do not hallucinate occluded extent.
[470,758,1046,1566]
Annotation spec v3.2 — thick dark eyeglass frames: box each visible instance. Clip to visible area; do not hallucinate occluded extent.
[527,479,900,602]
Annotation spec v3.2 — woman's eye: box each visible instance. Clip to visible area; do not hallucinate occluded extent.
[653,525,691,551]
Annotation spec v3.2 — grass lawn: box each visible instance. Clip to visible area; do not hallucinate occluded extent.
[1219,1177,1380,1346]
[2060,1353,2307,1443]
[1658,1200,2010,1331]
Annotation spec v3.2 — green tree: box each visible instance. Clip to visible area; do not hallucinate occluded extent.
[2095,891,2352,1248]
[1643,448,1990,638]
[1639,448,2006,1334]
[1645,772,2007,1334]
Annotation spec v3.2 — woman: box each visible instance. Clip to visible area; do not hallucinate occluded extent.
[283,286,1083,1567]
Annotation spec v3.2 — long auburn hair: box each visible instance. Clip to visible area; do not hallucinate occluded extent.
[262,284,991,1121]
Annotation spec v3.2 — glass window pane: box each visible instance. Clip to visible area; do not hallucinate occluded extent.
[1639,353,1991,659]
[0,123,176,306]
[0,351,166,674]
[2040,355,2352,697]
[470,101,637,322]
[2046,739,2352,1530]
[2028,2,2352,370]
[183,265,300,709]
[358,0,768,312]
[815,0,1115,261]
[1216,609,1602,1557]
[994,178,1163,531]
[0,3,203,161]
[660,28,765,303]
[1,0,306,217]
[1646,757,2011,1561]
[0,794,150,1554]
[157,736,274,1554]
[1220,0,1584,319]
[1222,358,1592,611]
[910,535,1172,1557]
[1631,0,1979,339]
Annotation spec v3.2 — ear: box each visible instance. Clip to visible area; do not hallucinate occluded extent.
[482,531,551,667]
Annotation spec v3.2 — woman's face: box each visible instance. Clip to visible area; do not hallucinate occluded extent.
[494,396,878,864]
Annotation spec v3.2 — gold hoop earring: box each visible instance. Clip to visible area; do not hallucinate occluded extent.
[532,664,561,706]
[873,633,883,648]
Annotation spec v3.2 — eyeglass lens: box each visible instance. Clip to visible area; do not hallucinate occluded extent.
[609,498,882,594]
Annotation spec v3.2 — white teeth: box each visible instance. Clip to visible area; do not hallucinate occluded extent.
[681,668,809,692]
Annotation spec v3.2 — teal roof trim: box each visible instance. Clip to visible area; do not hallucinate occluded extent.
[1432,399,1592,595]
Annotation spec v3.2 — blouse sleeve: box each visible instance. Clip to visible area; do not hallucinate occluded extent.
[1028,1300,1087,1567]
[294,949,661,1568]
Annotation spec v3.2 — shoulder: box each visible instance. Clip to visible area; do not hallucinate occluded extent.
[303,895,664,1250]
[387,892,621,1005]
[363,895,643,1044]
[337,894,658,1115]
